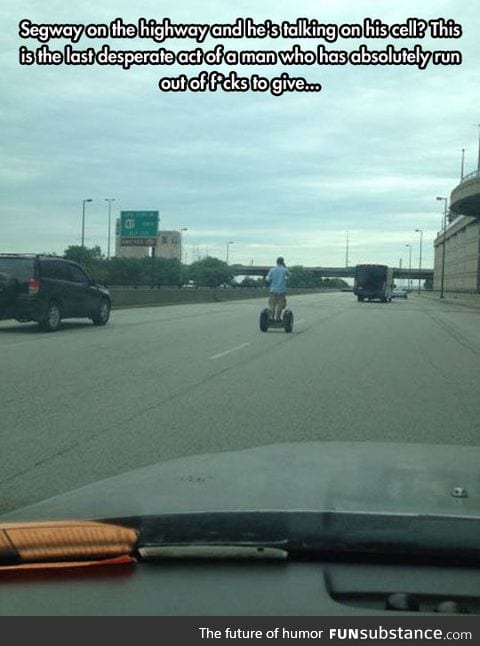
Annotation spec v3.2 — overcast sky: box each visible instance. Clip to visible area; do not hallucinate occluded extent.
[1,0,479,268]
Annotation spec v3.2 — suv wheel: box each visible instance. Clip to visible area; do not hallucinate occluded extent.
[92,298,111,326]
[40,301,62,332]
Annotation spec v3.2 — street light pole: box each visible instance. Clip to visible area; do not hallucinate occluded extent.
[460,148,465,181]
[179,228,187,286]
[180,228,188,262]
[104,198,115,259]
[81,198,93,248]
[415,229,423,294]
[226,241,234,264]
[436,197,448,299]
[475,124,480,172]
[405,244,412,290]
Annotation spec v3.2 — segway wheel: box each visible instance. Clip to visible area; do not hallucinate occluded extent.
[283,310,294,333]
[259,309,270,332]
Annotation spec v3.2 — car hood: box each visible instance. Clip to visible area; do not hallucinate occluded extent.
[2,441,478,522]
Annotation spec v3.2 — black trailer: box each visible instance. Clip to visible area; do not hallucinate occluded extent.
[353,264,394,302]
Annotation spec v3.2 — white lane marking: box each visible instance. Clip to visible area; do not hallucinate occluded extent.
[210,342,250,360]
[0,341,29,349]
[0,338,52,349]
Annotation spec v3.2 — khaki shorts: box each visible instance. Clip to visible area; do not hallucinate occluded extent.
[269,292,286,312]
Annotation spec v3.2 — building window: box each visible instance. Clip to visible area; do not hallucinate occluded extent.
[161,236,168,244]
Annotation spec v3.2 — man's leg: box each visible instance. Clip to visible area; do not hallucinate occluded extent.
[275,294,286,320]
[268,293,276,319]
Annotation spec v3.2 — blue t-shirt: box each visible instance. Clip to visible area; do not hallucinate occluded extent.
[266,265,289,293]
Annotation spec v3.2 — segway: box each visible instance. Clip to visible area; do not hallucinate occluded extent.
[259,308,294,333]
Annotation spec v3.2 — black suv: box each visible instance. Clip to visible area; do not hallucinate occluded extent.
[0,254,111,332]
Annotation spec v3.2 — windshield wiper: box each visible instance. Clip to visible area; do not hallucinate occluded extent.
[118,510,480,565]
[139,545,288,560]
[3,510,480,570]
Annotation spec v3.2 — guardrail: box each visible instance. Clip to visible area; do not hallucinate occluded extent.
[230,265,433,279]
[109,287,337,309]
[459,169,480,183]
[418,290,480,308]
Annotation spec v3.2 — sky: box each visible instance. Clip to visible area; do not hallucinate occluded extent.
[1,0,479,269]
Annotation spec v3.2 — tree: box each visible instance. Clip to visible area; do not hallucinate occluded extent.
[106,257,146,286]
[288,266,319,288]
[149,257,181,286]
[64,245,103,265]
[187,257,234,288]
[279,266,349,289]
[322,278,349,289]
[240,277,262,288]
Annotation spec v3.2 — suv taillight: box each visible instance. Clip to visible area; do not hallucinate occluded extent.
[28,278,40,295]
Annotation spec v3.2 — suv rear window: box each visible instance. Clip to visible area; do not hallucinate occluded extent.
[0,258,35,281]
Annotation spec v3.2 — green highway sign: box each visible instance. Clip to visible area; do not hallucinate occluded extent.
[120,211,159,246]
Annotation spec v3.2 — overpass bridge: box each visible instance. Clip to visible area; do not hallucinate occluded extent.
[231,265,433,280]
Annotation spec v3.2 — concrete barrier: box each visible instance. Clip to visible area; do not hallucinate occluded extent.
[110,287,335,310]
[417,290,480,310]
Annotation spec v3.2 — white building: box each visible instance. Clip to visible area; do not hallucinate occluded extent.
[433,215,480,293]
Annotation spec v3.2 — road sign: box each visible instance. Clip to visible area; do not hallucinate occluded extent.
[120,211,159,246]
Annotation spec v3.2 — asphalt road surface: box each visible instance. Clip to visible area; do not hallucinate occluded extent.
[1,292,479,512]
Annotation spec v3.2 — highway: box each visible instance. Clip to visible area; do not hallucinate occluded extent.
[1,291,479,513]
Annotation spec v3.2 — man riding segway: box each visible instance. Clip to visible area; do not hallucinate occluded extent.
[259,257,294,332]
[266,257,289,320]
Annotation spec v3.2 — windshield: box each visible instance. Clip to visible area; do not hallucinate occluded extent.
[1,0,480,571]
